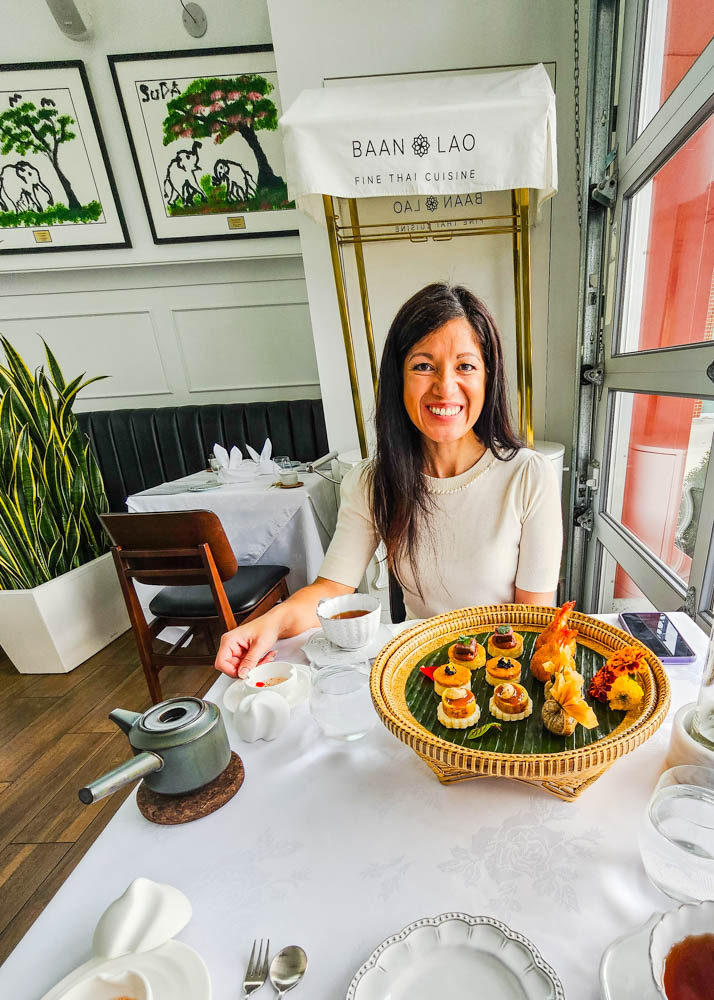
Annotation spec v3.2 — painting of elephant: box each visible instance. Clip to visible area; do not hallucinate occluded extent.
[163,140,206,207]
[212,159,256,203]
[0,161,54,213]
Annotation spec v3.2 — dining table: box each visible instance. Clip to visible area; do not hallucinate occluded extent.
[0,612,708,1000]
[126,468,339,600]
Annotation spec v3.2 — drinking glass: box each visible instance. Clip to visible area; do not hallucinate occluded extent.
[638,764,714,901]
[207,454,221,482]
[692,626,714,750]
[309,665,376,741]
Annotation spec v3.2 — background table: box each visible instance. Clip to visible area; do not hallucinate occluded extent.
[127,470,338,594]
[0,613,708,1000]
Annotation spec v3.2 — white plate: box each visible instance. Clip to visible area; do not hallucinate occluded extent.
[188,482,221,492]
[346,912,564,1000]
[223,661,310,713]
[41,940,210,1000]
[600,913,661,1000]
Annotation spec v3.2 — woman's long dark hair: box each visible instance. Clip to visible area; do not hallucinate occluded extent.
[369,282,521,595]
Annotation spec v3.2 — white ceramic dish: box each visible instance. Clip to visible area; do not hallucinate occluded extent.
[346,912,564,1000]
[316,594,382,650]
[649,899,714,997]
[600,913,661,1000]
[243,660,298,699]
[41,878,210,1000]
[223,661,310,713]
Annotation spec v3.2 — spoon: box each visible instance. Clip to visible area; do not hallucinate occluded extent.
[269,945,308,997]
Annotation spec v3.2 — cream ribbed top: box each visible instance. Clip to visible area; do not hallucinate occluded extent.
[319,448,563,620]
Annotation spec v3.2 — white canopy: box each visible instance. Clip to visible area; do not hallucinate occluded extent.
[279,64,557,222]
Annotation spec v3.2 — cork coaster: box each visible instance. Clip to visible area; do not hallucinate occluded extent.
[136,751,244,825]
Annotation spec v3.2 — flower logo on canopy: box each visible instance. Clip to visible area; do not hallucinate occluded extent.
[412,134,429,157]
[425,196,438,212]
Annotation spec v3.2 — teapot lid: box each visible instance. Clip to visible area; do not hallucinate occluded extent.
[130,697,220,749]
[140,697,204,732]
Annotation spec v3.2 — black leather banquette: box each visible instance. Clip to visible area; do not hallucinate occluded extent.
[77,399,329,513]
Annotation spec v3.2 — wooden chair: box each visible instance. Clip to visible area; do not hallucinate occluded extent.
[101,511,289,704]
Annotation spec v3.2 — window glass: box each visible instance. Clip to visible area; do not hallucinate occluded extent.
[597,546,658,614]
[605,391,713,585]
[637,0,714,137]
[619,113,713,354]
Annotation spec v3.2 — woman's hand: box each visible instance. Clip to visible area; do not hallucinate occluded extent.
[214,577,355,679]
[215,617,280,679]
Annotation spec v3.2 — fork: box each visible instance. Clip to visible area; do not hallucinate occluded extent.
[243,938,270,997]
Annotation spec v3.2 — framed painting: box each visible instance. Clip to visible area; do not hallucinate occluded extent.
[108,46,299,245]
[0,61,130,255]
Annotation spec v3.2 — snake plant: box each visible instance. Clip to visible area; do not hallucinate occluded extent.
[0,336,109,590]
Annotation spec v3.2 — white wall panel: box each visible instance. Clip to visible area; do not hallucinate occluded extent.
[0,309,170,399]
[0,258,318,410]
[173,302,319,393]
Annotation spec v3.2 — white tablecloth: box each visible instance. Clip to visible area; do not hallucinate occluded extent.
[1,614,708,1000]
[127,471,339,594]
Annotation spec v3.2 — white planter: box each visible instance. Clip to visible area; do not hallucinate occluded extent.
[0,551,129,674]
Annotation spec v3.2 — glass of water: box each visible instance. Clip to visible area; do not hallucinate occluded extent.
[309,665,376,741]
[638,764,714,901]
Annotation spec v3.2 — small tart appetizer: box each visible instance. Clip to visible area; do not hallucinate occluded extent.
[487,624,524,659]
[437,686,481,729]
[448,635,486,669]
[432,661,472,697]
[489,682,532,721]
[485,655,522,686]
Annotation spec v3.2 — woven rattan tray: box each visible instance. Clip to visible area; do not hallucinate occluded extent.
[370,605,670,800]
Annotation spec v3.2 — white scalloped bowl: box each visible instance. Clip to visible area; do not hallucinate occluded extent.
[649,899,714,997]
[316,594,381,649]
[347,913,564,1000]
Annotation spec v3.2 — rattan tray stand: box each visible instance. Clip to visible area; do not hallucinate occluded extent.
[371,605,671,801]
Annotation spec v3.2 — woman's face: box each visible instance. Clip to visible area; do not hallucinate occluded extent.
[402,317,487,445]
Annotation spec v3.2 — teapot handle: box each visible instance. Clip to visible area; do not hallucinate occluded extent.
[78,751,163,804]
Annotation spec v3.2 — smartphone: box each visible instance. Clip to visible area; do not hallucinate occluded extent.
[618,612,697,664]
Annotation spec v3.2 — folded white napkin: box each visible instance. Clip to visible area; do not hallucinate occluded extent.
[212,439,277,482]
[245,438,279,476]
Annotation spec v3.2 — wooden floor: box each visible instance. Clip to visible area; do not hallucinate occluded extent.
[0,630,217,965]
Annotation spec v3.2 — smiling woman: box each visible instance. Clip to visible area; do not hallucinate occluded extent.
[214,283,563,679]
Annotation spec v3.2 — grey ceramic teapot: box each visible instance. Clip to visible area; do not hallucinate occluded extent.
[79,697,231,804]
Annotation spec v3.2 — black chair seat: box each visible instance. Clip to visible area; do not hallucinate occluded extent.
[149,564,289,618]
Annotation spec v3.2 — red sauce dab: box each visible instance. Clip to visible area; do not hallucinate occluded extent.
[663,933,714,1000]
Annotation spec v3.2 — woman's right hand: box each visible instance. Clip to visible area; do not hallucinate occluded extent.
[214,577,355,679]
[214,615,280,679]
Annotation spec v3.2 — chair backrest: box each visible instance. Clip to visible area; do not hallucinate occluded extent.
[101,510,238,586]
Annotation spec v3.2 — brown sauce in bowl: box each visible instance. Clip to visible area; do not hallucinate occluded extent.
[663,933,714,999]
[330,610,370,619]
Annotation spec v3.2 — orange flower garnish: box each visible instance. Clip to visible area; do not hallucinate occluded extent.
[588,645,648,702]
[605,645,648,675]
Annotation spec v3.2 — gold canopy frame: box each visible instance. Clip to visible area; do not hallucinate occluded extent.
[322,190,535,458]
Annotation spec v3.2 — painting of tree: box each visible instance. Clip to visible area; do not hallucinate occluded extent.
[1,100,82,209]
[0,62,129,255]
[162,74,285,192]
[108,46,299,245]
